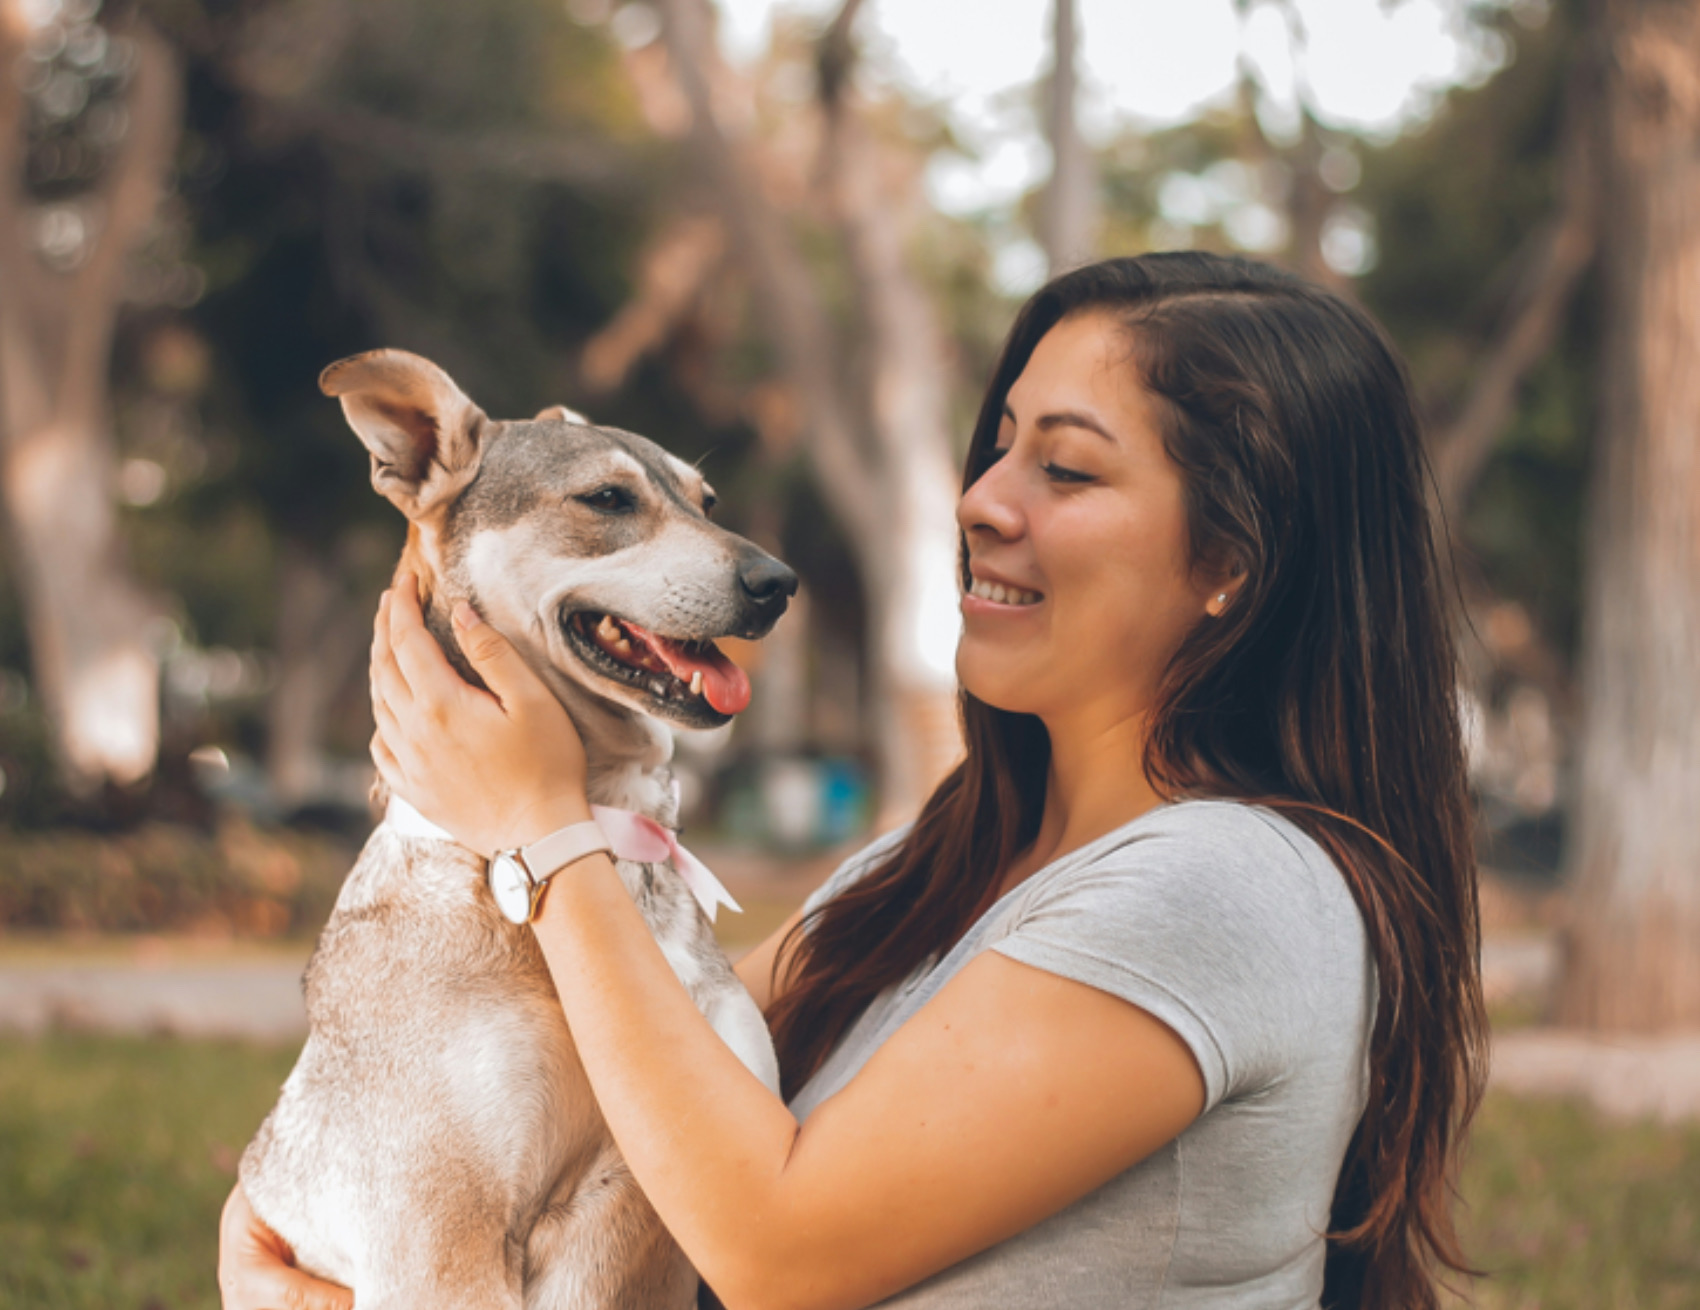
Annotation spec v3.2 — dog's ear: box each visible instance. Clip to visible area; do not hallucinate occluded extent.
[535,403,591,425]
[320,350,489,520]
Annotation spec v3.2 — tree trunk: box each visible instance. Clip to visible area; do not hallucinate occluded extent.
[1040,0,1097,275]
[266,538,375,810]
[0,10,178,793]
[654,0,963,819]
[814,26,964,819]
[1557,0,1700,1030]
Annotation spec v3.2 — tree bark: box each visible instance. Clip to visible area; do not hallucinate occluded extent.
[814,11,965,817]
[1557,0,1700,1030]
[0,10,176,793]
[266,538,375,810]
[1040,0,1097,275]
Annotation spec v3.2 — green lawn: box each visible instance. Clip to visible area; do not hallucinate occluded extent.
[0,1034,296,1310]
[1447,1093,1700,1309]
[2,1034,1698,1309]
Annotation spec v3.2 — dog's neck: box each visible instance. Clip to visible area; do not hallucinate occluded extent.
[375,539,678,829]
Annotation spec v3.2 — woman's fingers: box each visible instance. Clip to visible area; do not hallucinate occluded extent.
[451,601,549,712]
[235,1263,355,1310]
[387,576,477,720]
[218,1183,353,1310]
[358,570,591,853]
[370,589,415,713]
[370,727,404,795]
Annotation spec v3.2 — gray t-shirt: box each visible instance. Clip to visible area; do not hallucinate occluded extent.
[787,799,1376,1308]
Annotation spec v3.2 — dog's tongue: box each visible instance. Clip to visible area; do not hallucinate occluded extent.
[623,621,752,715]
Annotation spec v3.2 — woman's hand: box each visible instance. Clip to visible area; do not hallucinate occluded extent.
[370,574,592,856]
[218,1183,352,1310]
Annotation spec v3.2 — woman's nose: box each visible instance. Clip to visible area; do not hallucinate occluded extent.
[957,453,1025,540]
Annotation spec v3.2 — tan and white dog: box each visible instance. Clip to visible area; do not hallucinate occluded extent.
[239,350,795,1309]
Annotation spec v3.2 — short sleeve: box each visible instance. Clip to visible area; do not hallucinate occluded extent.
[991,804,1344,1114]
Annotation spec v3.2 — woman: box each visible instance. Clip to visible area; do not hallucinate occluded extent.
[221,252,1486,1309]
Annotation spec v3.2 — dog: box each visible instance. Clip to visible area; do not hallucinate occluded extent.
[239,349,795,1309]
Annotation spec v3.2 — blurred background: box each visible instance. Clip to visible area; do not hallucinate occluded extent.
[1,0,1698,1305]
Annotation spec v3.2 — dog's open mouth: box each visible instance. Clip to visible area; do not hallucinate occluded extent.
[564,611,751,716]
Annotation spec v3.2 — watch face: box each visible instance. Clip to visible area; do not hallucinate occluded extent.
[489,853,534,924]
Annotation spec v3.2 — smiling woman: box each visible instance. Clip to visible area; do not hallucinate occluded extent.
[221,253,1484,1310]
[765,254,1486,1308]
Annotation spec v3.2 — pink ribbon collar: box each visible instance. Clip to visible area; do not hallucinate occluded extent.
[386,796,740,923]
[589,805,741,923]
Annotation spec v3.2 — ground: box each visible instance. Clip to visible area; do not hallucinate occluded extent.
[2,1031,1698,1309]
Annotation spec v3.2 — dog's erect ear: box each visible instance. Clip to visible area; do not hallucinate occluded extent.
[535,403,591,425]
[320,350,489,519]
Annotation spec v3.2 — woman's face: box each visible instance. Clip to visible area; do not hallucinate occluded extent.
[955,311,1228,731]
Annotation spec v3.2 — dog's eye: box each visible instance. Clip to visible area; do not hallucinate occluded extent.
[578,486,635,513]
[701,492,717,516]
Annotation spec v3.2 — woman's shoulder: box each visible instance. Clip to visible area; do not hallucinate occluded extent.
[997,796,1374,1110]
[1073,795,1340,881]
[1022,796,1366,957]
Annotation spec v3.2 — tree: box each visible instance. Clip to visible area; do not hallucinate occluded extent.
[144,0,653,809]
[0,1,176,794]
[1039,0,1097,275]
[1557,0,1700,1029]
[651,0,965,817]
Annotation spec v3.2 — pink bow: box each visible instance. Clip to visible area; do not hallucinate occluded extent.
[591,805,741,924]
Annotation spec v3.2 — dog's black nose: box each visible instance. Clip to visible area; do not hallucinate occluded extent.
[739,555,799,605]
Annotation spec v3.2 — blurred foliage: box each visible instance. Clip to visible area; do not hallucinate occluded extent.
[1093,0,1592,660]
[1355,0,1595,657]
[0,816,350,935]
[0,0,1602,835]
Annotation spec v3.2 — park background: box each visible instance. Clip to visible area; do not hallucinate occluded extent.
[1,0,1698,1304]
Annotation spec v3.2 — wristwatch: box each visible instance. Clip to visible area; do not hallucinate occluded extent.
[487,819,612,924]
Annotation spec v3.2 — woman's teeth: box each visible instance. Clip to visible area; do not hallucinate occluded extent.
[969,578,1042,606]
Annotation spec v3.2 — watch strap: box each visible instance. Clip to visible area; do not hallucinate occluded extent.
[521,819,612,885]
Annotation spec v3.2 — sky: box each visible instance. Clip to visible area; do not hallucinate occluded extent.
[713,0,1525,215]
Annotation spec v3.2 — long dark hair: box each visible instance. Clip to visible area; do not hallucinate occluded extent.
[765,252,1487,1308]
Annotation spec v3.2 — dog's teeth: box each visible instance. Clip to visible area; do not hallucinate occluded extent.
[689,670,704,697]
[597,615,618,641]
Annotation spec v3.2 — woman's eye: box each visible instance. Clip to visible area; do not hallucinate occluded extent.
[578,486,634,512]
[1042,462,1094,484]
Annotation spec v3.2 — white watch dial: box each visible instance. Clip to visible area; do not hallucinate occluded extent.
[489,852,534,924]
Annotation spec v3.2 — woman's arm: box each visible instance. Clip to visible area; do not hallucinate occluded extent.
[533,867,1201,1310]
[372,586,1206,1310]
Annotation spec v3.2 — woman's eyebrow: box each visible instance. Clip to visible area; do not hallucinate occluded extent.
[1002,402,1116,442]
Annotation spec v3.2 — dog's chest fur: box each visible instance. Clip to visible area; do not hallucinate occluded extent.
[239,767,769,1310]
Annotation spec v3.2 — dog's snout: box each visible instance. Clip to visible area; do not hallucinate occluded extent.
[738,555,799,606]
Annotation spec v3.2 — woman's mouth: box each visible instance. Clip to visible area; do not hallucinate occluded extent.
[966,577,1043,607]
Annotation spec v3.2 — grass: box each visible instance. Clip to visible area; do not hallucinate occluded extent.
[1450,1094,1700,1309]
[1,1034,1698,1309]
[0,1034,297,1310]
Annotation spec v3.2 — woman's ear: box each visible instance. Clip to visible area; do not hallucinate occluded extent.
[1201,561,1248,618]
[320,349,489,521]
